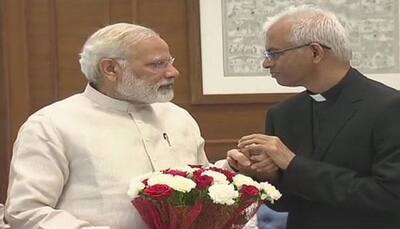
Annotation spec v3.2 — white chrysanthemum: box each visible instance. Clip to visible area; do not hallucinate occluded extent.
[169,165,199,177]
[134,171,158,182]
[202,170,229,184]
[147,173,196,193]
[232,174,261,190]
[127,181,145,198]
[147,173,175,186]
[260,182,282,203]
[208,184,239,205]
[169,175,196,193]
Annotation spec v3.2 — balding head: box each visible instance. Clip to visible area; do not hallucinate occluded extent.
[263,5,352,62]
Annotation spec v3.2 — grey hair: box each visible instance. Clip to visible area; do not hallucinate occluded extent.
[79,23,159,84]
[263,5,352,61]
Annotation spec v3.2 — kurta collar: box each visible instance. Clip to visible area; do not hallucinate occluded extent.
[83,84,149,112]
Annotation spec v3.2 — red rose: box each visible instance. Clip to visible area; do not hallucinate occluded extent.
[193,169,205,179]
[222,170,236,182]
[209,167,223,173]
[195,175,213,190]
[209,167,236,182]
[144,184,173,200]
[240,185,260,198]
[163,169,188,177]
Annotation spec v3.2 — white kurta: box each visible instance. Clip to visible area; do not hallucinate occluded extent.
[5,84,208,229]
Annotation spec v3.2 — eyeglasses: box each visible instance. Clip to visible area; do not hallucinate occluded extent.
[146,57,175,72]
[263,43,331,61]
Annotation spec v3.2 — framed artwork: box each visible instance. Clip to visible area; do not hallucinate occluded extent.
[188,0,400,104]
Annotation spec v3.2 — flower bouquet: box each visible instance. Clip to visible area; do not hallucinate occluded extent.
[127,165,281,229]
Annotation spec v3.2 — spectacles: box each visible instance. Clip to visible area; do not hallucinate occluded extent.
[146,57,175,72]
[263,43,331,61]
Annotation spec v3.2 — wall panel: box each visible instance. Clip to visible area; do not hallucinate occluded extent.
[0,0,7,204]
[109,0,133,23]
[1,0,30,203]
[56,0,109,98]
[26,0,58,111]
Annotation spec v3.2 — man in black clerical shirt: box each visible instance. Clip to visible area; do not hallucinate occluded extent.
[227,5,400,229]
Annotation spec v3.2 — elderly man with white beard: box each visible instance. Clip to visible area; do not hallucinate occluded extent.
[5,23,209,229]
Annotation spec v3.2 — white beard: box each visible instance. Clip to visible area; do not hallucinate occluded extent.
[115,68,174,104]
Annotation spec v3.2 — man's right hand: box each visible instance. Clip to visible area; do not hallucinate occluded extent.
[227,149,280,182]
[227,149,251,168]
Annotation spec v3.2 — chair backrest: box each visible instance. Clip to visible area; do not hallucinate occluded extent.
[257,205,288,229]
[0,204,10,229]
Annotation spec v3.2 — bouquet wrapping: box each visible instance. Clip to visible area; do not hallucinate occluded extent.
[128,165,281,229]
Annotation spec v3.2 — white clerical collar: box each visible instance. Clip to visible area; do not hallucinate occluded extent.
[309,93,327,102]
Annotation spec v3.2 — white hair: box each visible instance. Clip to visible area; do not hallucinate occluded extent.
[79,23,158,84]
[263,5,352,61]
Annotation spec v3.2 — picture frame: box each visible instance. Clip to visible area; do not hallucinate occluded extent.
[187,0,293,104]
[188,0,400,104]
